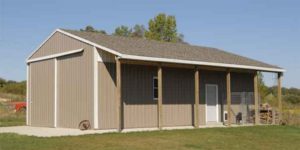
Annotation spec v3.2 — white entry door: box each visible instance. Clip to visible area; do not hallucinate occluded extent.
[206,84,218,122]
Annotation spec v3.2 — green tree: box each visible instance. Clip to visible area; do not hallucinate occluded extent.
[284,94,300,104]
[288,88,300,95]
[80,25,107,34]
[177,34,188,44]
[113,25,132,37]
[131,24,146,38]
[145,13,184,43]
[2,81,26,96]
[0,78,6,88]
[6,80,16,84]
[258,72,271,103]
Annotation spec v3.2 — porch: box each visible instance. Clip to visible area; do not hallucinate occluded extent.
[112,58,283,131]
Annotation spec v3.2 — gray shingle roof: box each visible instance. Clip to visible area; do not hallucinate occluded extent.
[62,29,282,71]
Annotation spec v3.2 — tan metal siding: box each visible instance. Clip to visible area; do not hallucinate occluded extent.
[162,68,194,127]
[98,49,116,63]
[199,71,255,125]
[95,49,119,129]
[57,48,94,128]
[30,32,87,59]
[224,72,255,123]
[199,70,227,125]
[98,61,118,129]
[231,73,254,92]
[30,59,55,127]
[29,30,94,129]
[122,64,158,128]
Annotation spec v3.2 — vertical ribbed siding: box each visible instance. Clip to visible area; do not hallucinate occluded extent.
[231,73,254,92]
[28,31,94,129]
[98,49,116,63]
[28,28,257,129]
[97,49,118,129]
[98,62,118,129]
[198,71,255,125]
[162,68,194,127]
[29,32,87,59]
[199,70,226,125]
[30,59,55,127]
[224,72,255,123]
[122,64,158,128]
[57,48,93,128]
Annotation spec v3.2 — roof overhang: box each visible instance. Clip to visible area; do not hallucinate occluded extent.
[27,28,285,73]
[119,54,285,73]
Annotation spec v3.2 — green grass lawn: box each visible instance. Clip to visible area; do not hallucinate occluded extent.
[0,102,26,127]
[0,114,25,127]
[0,126,299,150]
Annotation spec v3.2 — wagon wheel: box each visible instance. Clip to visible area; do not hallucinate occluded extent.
[78,120,91,130]
[279,119,287,126]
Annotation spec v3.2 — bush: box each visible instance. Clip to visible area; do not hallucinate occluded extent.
[283,95,300,104]
[0,81,26,96]
[283,110,300,126]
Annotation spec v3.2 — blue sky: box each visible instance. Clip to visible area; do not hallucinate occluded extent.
[0,0,299,88]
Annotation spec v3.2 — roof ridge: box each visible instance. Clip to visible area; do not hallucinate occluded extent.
[58,28,284,72]
[60,28,216,49]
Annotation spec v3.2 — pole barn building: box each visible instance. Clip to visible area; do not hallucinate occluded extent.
[26,29,285,131]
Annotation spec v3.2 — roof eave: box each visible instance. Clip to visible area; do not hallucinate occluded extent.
[120,54,286,73]
[27,28,285,73]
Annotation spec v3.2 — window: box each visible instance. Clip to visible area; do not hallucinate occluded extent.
[153,76,158,100]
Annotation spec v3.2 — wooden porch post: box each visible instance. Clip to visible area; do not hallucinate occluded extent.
[278,72,283,123]
[158,65,163,129]
[116,58,122,132]
[254,71,260,125]
[194,67,199,128]
[226,70,232,126]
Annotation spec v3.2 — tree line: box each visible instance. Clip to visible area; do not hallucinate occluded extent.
[80,13,186,44]
[0,78,26,96]
[258,74,300,106]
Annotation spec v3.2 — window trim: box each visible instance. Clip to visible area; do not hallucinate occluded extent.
[153,76,158,100]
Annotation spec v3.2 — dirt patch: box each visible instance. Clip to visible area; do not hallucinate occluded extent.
[0,97,9,102]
